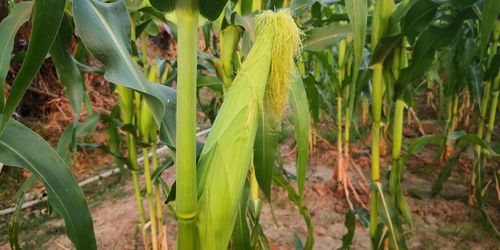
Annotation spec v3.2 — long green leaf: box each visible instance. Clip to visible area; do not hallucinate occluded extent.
[231,182,252,250]
[345,0,367,83]
[73,0,178,148]
[50,15,84,115]
[479,0,500,56]
[370,0,439,65]
[0,2,33,111]
[0,116,96,249]
[9,175,37,250]
[394,22,461,99]
[290,74,310,197]
[345,0,367,150]
[304,23,352,51]
[430,153,461,197]
[148,0,228,21]
[199,0,229,21]
[149,0,175,13]
[0,0,65,135]
[253,116,278,201]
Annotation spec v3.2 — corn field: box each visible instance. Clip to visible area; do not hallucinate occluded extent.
[0,0,499,249]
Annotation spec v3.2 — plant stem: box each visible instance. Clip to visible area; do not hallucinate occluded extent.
[141,32,149,66]
[125,15,149,244]
[485,74,499,143]
[451,95,459,131]
[151,143,164,234]
[471,82,491,202]
[369,0,393,239]
[362,96,369,127]
[117,86,147,228]
[250,163,259,206]
[370,63,384,238]
[389,99,404,195]
[175,1,199,249]
[143,147,158,250]
[128,134,147,227]
[337,96,343,182]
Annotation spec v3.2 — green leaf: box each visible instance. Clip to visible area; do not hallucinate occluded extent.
[50,15,85,116]
[151,157,174,183]
[198,74,223,92]
[73,0,178,148]
[0,0,65,136]
[408,134,445,155]
[124,0,143,11]
[0,1,33,111]
[0,116,96,250]
[339,210,356,250]
[200,0,229,21]
[56,122,78,165]
[479,0,500,57]
[138,6,169,23]
[370,0,439,65]
[253,116,278,201]
[294,234,305,250]
[345,0,367,83]
[231,181,252,250]
[291,0,315,17]
[430,153,461,197]
[303,75,320,126]
[149,0,176,13]
[452,132,499,157]
[304,23,352,51]
[9,175,37,250]
[76,112,100,137]
[290,74,310,197]
[56,112,100,166]
[150,0,228,21]
[345,0,367,144]
[394,22,462,99]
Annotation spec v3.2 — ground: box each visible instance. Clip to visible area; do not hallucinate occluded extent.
[1,124,499,249]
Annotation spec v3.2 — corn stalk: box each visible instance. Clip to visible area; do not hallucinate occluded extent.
[369,0,394,239]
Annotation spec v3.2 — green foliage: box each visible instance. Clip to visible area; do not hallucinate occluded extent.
[0,1,33,111]
[0,0,65,135]
[0,116,96,249]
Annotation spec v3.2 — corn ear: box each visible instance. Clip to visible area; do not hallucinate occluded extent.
[196,10,301,249]
[140,64,159,142]
[116,86,133,124]
[221,25,242,91]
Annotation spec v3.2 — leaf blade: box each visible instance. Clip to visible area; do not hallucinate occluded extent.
[0,117,96,249]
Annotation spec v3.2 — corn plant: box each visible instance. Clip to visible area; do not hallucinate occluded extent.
[2,0,500,249]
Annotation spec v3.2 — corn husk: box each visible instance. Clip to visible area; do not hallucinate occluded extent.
[196,10,301,249]
[139,63,158,142]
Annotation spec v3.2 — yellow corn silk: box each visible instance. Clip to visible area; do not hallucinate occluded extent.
[196,10,302,249]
